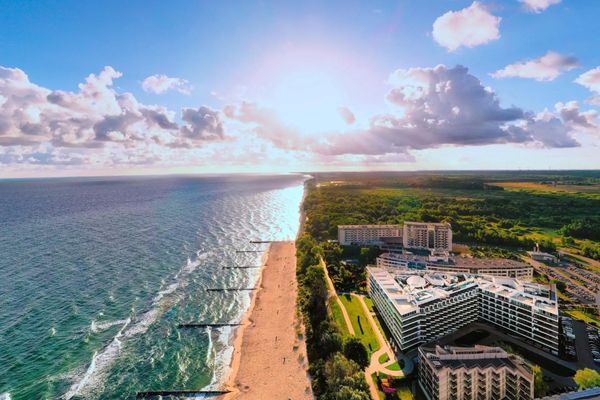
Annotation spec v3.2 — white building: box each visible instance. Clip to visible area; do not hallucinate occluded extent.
[337,224,401,246]
[376,252,533,280]
[367,267,559,354]
[418,345,534,400]
[403,221,452,252]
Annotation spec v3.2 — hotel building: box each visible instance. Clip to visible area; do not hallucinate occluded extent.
[367,267,559,354]
[376,252,534,280]
[337,224,402,246]
[403,221,452,252]
[418,345,534,400]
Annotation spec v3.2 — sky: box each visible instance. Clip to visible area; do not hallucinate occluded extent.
[1,0,599,177]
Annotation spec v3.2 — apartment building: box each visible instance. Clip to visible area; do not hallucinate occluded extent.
[376,252,534,280]
[403,221,452,252]
[367,267,559,354]
[337,224,401,246]
[418,345,534,400]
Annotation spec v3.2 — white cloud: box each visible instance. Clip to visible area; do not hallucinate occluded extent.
[575,66,600,105]
[491,51,577,81]
[520,0,561,13]
[338,106,356,124]
[141,74,192,95]
[230,65,579,156]
[555,101,600,132]
[432,2,501,51]
[0,65,223,151]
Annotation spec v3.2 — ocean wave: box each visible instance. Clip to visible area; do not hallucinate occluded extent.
[64,253,206,399]
[90,319,129,333]
[0,392,11,400]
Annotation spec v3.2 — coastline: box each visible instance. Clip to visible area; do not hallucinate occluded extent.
[220,242,271,396]
[219,240,312,399]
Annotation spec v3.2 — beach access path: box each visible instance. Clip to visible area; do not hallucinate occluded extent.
[223,241,313,400]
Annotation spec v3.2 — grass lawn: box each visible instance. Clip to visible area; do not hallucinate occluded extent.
[379,353,390,364]
[364,296,375,312]
[387,361,402,371]
[371,372,413,400]
[566,310,600,327]
[340,294,380,354]
[329,299,350,336]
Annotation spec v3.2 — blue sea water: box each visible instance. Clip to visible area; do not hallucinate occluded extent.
[0,174,306,399]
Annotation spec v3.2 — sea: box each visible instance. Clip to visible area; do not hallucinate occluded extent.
[0,174,307,400]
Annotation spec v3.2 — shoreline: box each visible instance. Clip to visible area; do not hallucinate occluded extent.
[219,241,312,399]
[220,242,272,396]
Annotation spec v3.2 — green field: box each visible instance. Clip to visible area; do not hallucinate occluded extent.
[329,298,351,336]
[339,294,380,354]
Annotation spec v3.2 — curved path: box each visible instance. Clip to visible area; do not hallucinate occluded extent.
[355,294,406,400]
[321,258,355,335]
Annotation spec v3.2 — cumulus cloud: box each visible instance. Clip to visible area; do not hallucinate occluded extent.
[432,2,501,51]
[491,51,578,81]
[176,106,225,146]
[575,66,600,105]
[0,65,223,152]
[338,106,356,124]
[556,101,600,131]
[520,0,561,13]
[141,74,192,95]
[313,65,578,154]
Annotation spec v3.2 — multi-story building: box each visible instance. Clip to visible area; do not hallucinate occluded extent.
[403,221,452,252]
[367,267,480,351]
[367,267,559,354]
[337,224,401,246]
[376,252,534,280]
[418,345,534,400]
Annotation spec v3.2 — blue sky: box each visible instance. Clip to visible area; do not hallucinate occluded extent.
[1,0,599,176]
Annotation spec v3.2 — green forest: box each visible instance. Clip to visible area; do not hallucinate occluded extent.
[303,172,600,260]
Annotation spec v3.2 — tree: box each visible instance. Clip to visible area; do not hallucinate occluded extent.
[334,386,371,400]
[343,337,369,369]
[533,365,548,397]
[574,368,600,390]
[552,279,567,292]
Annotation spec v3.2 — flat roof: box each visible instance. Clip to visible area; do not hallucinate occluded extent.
[368,267,557,315]
[338,224,401,229]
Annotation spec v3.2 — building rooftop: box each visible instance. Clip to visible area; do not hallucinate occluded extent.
[368,266,557,315]
[378,252,530,270]
[338,224,401,229]
[420,345,532,375]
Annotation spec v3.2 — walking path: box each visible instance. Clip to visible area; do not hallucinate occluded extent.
[321,260,413,400]
[321,258,355,335]
[355,294,405,400]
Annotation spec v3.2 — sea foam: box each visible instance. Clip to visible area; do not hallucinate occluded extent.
[64,253,206,399]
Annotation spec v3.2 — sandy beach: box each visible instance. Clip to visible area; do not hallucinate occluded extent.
[222,240,313,400]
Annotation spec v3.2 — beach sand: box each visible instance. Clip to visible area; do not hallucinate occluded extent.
[222,241,313,400]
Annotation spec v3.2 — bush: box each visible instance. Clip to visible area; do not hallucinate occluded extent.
[574,368,600,390]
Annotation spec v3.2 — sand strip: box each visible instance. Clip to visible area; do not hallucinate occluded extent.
[222,241,313,400]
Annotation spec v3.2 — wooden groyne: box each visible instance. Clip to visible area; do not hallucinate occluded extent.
[137,390,230,398]
[177,323,243,328]
[206,288,257,292]
[222,265,261,269]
